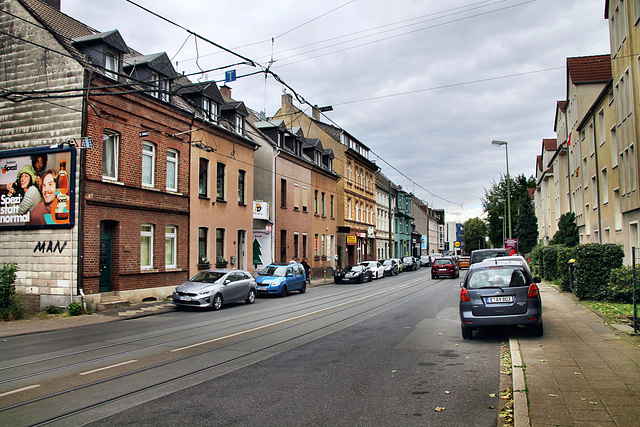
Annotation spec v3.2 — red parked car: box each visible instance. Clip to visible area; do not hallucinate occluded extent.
[431,257,459,279]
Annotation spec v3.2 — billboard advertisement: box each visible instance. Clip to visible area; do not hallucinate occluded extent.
[0,146,75,230]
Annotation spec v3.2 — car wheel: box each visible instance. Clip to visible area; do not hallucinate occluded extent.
[461,325,473,339]
[212,294,223,310]
[369,274,373,282]
[280,285,288,297]
[245,289,256,304]
[532,321,544,337]
[299,282,306,294]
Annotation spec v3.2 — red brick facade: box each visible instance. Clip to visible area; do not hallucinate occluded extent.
[81,78,191,295]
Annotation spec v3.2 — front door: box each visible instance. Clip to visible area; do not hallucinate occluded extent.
[99,229,112,292]
[237,230,246,270]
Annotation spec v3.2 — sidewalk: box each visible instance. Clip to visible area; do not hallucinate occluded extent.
[513,282,640,426]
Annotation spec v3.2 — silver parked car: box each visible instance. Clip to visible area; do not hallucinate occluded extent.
[459,260,543,339]
[173,269,257,310]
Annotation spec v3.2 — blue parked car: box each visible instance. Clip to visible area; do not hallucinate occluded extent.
[256,263,307,297]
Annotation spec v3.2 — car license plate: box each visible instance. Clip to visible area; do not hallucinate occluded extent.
[179,296,191,301]
[487,296,514,303]
[257,286,267,291]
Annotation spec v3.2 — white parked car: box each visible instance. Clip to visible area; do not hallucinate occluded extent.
[360,261,385,279]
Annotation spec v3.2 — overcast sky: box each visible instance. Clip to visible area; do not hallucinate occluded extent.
[61,0,611,223]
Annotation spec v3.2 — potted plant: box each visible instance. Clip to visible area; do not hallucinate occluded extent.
[197,256,210,270]
[215,257,228,268]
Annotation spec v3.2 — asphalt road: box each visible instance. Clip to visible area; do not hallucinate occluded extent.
[0,269,504,426]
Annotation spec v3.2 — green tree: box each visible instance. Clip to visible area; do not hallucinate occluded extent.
[550,212,579,247]
[481,174,536,247]
[463,217,488,253]
[514,196,538,255]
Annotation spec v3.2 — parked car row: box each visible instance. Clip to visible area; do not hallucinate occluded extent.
[173,262,309,310]
[335,256,428,284]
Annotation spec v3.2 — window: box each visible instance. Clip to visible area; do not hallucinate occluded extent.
[166,149,178,192]
[142,142,155,187]
[235,115,244,135]
[152,72,170,102]
[302,186,308,212]
[165,225,177,268]
[321,192,325,216]
[238,170,246,205]
[601,168,609,205]
[314,190,319,214]
[321,234,326,256]
[330,195,334,217]
[348,198,352,220]
[294,183,300,211]
[198,227,208,263]
[199,158,208,197]
[314,234,319,256]
[203,98,217,121]
[141,223,154,269]
[216,162,226,200]
[105,49,119,80]
[216,228,225,262]
[102,131,119,180]
[294,233,299,258]
[281,179,287,208]
[302,233,308,258]
[611,125,618,168]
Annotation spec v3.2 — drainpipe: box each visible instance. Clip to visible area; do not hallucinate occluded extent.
[591,111,603,243]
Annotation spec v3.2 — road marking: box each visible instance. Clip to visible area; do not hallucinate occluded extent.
[79,360,138,376]
[0,384,41,397]
[171,279,424,353]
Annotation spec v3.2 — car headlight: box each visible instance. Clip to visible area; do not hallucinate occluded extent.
[270,280,284,287]
[197,288,214,296]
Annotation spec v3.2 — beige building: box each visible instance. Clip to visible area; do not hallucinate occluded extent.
[606,1,640,262]
[273,94,379,267]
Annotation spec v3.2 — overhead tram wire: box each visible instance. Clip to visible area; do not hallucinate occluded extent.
[123,0,256,68]
[4,4,462,209]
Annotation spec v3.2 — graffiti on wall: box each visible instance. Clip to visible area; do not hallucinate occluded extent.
[34,241,67,253]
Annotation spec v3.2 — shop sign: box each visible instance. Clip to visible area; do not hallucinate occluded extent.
[346,235,357,245]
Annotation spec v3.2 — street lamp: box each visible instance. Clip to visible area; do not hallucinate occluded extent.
[498,198,505,246]
[492,140,512,239]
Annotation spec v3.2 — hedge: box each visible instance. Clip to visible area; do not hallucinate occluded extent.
[573,243,624,300]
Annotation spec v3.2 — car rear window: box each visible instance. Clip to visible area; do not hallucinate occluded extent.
[467,267,527,289]
[433,258,452,265]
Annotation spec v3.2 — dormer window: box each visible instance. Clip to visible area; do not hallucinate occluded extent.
[105,49,120,80]
[203,98,217,122]
[152,72,170,102]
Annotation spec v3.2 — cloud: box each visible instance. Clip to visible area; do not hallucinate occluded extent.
[62,0,611,222]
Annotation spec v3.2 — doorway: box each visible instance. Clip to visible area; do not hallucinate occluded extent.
[237,229,246,270]
[99,221,114,292]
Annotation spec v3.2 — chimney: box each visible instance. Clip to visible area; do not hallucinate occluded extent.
[282,93,293,109]
[220,85,231,99]
[312,105,320,121]
[41,0,61,10]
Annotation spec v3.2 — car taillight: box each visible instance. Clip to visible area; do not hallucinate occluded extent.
[460,288,471,302]
[527,283,539,298]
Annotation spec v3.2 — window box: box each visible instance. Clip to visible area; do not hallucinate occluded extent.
[198,262,211,270]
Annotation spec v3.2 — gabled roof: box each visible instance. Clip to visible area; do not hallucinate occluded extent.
[567,55,611,85]
[124,52,178,78]
[72,29,129,54]
[542,138,557,152]
[174,80,225,104]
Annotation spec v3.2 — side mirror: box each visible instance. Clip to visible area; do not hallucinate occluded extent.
[460,282,464,288]
[224,279,231,285]
[533,277,541,283]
